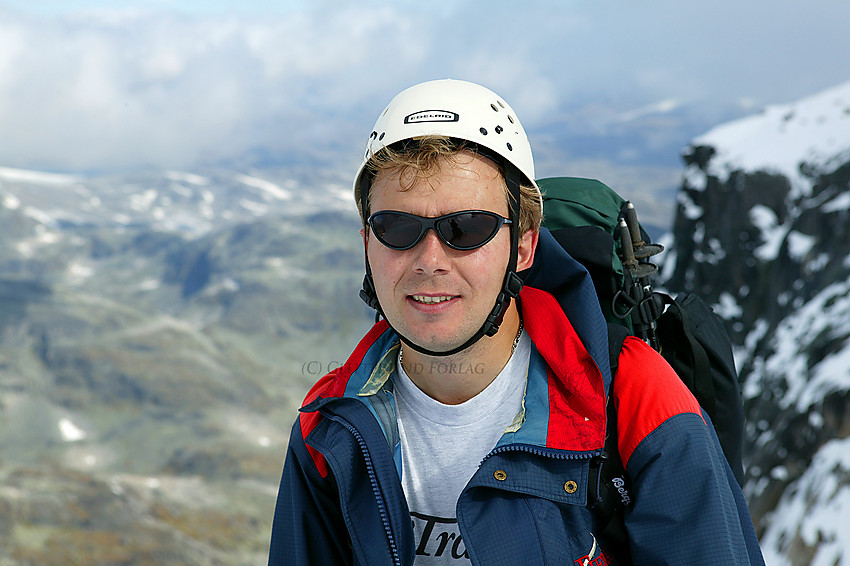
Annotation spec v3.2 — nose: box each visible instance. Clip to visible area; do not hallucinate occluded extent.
[412,228,451,274]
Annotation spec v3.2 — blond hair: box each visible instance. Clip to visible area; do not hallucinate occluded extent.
[356,136,543,234]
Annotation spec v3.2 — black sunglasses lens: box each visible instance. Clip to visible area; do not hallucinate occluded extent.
[370,213,422,249]
[437,212,500,250]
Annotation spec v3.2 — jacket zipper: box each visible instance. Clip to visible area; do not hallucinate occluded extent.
[334,416,403,566]
[485,442,603,462]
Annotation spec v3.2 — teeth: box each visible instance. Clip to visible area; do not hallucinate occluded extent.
[412,295,453,304]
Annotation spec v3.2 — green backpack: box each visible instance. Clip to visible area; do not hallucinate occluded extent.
[528,177,746,563]
[537,177,664,339]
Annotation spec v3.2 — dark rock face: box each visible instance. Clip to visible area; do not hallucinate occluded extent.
[663,143,850,563]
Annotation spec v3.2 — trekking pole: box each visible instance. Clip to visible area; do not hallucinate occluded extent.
[614,217,651,344]
[622,202,664,261]
[618,202,665,351]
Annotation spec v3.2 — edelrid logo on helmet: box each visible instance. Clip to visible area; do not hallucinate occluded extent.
[611,477,632,506]
[404,110,459,124]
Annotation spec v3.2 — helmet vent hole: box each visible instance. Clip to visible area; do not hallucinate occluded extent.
[507,115,515,124]
[506,143,513,151]
[370,131,378,139]
[498,100,505,108]
[490,103,499,112]
[495,126,503,134]
[378,132,385,141]
[479,127,488,135]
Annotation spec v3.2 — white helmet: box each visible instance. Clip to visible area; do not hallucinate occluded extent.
[353,79,539,199]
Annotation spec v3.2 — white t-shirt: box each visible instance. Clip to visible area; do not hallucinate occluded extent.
[394,331,530,564]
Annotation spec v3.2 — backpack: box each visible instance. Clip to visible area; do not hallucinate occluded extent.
[522,177,746,563]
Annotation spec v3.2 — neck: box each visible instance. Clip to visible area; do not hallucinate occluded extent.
[400,303,522,405]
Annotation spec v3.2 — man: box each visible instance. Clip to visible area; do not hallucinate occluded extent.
[268,79,765,565]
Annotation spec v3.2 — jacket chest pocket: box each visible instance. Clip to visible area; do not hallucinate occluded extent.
[458,489,609,565]
[458,454,613,565]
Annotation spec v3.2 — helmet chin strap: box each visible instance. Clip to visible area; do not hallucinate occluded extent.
[358,163,525,358]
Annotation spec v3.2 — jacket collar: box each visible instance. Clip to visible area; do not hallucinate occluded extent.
[304,287,607,452]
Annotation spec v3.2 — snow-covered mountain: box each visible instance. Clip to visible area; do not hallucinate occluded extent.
[0,165,354,235]
[663,79,850,565]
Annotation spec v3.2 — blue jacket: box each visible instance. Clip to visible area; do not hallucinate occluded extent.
[268,283,764,565]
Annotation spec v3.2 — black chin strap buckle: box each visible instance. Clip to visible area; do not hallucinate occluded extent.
[359,274,383,315]
[505,271,524,298]
[482,271,524,337]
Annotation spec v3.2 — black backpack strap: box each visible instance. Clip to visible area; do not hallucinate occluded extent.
[606,322,628,376]
[655,293,745,485]
[588,323,633,564]
[655,294,717,414]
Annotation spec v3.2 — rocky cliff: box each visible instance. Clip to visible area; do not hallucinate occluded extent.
[662,80,850,565]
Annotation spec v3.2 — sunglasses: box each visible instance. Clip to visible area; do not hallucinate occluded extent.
[367,210,512,251]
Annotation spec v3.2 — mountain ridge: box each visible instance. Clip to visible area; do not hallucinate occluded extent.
[664,79,850,565]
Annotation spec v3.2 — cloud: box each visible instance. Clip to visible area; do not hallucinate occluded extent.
[0,0,848,172]
[0,3,464,171]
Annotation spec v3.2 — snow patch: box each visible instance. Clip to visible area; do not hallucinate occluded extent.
[23,206,59,227]
[786,231,816,262]
[0,166,80,185]
[749,205,789,261]
[165,171,210,186]
[761,277,850,413]
[693,223,706,246]
[239,199,269,214]
[3,193,21,210]
[683,164,708,192]
[206,277,240,295]
[169,183,194,198]
[694,237,725,265]
[68,262,95,283]
[59,417,87,442]
[130,189,158,212]
[801,343,850,411]
[806,253,830,274]
[714,292,742,319]
[822,191,850,213]
[138,278,161,291]
[739,319,770,400]
[615,98,681,122]
[760,437,850,566]
[693,80,850,195]
[236,174,292,201]
[677,190,703,220]
[15,228,61,257]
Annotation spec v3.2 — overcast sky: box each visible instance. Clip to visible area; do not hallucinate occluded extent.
[1,0,849,174]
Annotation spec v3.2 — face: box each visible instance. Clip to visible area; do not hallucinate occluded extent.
[364,152,536,353]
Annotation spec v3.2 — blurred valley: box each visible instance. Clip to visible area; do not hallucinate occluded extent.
[0,166,374,564]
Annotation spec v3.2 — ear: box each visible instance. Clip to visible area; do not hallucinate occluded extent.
[515,229,538,271]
